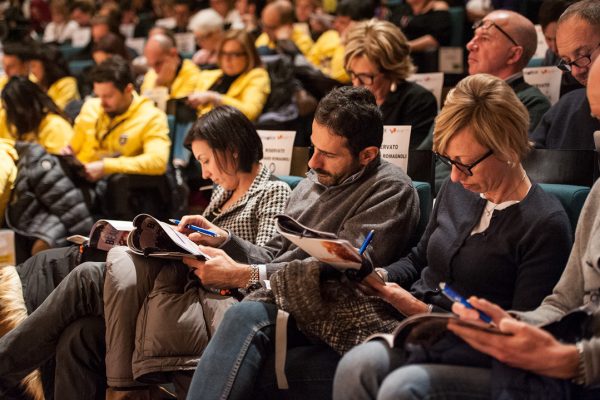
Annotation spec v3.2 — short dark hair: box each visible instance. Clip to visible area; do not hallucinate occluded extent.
[92,32,131,60]
[70,0,95,14]
[539,0,573,29]
[90,55,134,91]
[184,106,263,173]
[3,41,36,61]
[314,86,382,157]
[336,0,375,21]
[2,76,65,138]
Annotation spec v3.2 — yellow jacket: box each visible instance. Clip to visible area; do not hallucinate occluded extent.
[73,93,171,175]
[0,138,17,225]
[0,112,73,155]
[141,59,201,99]
[255,25,314,55]
[47,77,80,110]
[195,68,270,121]
[307,30,349,83]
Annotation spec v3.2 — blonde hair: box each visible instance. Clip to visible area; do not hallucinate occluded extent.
[218,29,262,72]
[433,74,531,162]
[344,19,415,82]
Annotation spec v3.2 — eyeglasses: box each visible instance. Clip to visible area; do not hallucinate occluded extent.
[220,51,246,59]
[435,150,494,176]
[557,43,600,72]
[472,20,519,47]
[347,70,378,85]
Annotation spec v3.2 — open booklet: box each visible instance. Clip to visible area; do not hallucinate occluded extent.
[275,214,363,270]
[127,214,210,260]
[67,219,134,251]
[366,312,510,349]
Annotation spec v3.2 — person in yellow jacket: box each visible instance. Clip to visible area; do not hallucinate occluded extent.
[255,0,314,55]
[0,77,73,154]
[0,138,17,225]
[70,56,170,182]
[140,33,202,99]
[0,42,36,93]
[29,44,80,110]
[188,29,270,122]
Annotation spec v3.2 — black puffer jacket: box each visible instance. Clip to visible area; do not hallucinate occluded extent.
[5,142,93,247]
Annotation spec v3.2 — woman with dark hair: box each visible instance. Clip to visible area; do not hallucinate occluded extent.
[29,44,80,110]
[1,76,73,154]
[100,105,291,394]
[91,32,131,64]
[188,29,271,121]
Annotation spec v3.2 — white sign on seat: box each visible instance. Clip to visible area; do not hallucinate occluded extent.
[143,87,169,112]
[258,130,297,176]
[71,27,91,47]
[438,47,464,74]
[407,72,444,109]
[381,126,411,172]
[175,33,196,54]
[126,37,146,57]
[523,66,562,105]
[534,25,549,60]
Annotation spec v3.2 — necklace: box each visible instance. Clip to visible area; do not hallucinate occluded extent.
[484,172,528,216]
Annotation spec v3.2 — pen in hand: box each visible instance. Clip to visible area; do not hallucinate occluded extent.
[359,230,375,255]
[169,219,220,238]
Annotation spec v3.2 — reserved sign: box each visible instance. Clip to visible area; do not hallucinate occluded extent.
[258,130,297,176]
[381,126,411,172]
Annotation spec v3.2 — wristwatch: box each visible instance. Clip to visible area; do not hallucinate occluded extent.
[247,264,260,287]
[572,341,587,385]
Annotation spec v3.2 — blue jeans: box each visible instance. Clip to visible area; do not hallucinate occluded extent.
[186,301,340,400]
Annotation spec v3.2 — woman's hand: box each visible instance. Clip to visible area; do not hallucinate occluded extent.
[183,246,250,289]
[361,280,428,316]
[176,215,228,246]
[187,91,222,108]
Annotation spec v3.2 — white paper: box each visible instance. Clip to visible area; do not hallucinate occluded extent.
[534,24,549,60]
[438,47,464,74]
[142,87,169,111]
[523,66,562,105]
[381,126,411,172]
[407,72,444,109]
[258,130,297,176]
[71,27,91,47]
[175,32,196,54]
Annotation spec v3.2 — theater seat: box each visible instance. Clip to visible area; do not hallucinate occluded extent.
[412,181,433,247]
[539,183,590,232]
[278,175,303,190]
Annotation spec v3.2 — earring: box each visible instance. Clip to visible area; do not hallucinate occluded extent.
[390,81,397,92]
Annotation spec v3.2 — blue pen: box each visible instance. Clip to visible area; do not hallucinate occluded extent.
[169,219,219,238]
[358,230,375,255]
[439,282,492,323]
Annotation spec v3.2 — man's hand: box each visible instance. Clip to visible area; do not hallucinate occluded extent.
[155,55,179,87]
[175,215,228,246]
[187,91,222,108]
[360,281,428,316]
[448,297,580,380]
[182,246,250,289]
[84,161,105,182]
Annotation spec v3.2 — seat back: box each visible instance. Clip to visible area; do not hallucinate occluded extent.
[408,150,435,189]
[522,149,598,187]
[412,181,433,247]
[278,175,303,190]
[539,183,590,233]
[448,7,465,47]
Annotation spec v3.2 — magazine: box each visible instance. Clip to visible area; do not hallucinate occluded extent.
[67,219,134,251]
[365,312,510,349]
[126,214,210,260]
[275,214,363,270]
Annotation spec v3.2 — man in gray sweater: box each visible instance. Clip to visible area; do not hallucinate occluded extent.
[0,86,420,399]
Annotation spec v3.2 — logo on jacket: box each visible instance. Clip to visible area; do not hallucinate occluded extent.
[119,135,128,146]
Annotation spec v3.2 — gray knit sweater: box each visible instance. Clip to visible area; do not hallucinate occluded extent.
[221,157,420,276]
[516,181,600,386]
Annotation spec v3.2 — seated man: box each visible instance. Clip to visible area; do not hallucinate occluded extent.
[140,32,201,100]
[255,0,314,56]
[530,0,600,149]
[69,55,171,182]
[0,86,420,399]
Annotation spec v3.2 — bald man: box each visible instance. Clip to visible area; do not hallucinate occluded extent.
[255,0,314,55]
[530,0,600,149]
[467,9,550,132]
[140,33,201,99]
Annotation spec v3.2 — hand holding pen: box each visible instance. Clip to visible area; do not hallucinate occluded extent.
[170,216,227,246]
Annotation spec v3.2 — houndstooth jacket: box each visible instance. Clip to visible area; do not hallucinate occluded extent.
[203,164,291,246]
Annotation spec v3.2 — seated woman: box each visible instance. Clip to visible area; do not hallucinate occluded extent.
[388,0,451,73]
[187,29,271,121]
[0,77,74,154]
[184,74,573,400]
[344,19,438,149]
[29,44,80,111]
[0,105,291,400]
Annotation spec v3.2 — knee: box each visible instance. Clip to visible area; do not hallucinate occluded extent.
[71,262,105,286]
[378,366,429,400]
[335,342,389,383]
[220,301,277,332]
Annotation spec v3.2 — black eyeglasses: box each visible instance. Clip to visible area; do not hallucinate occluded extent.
[557,43,600,72]
[472,20,519,47]
[347,70,378,85]
[435,150,494,176]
